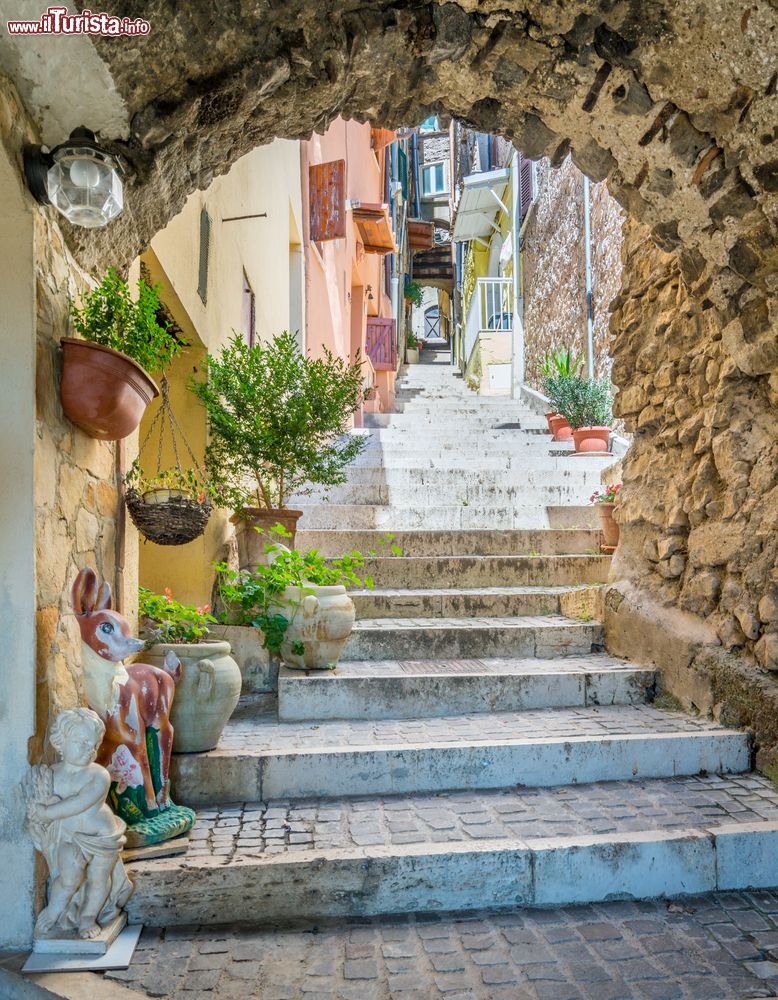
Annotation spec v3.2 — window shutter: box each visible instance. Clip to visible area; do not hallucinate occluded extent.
[309,159,346,242]
[397,147,408,200]
[519,156,534,219]
[197,208,210,304]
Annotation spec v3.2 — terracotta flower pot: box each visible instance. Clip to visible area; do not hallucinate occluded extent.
[597,502,620,547]
[572,426,611,453]
[144,640,241,753]
[544,410,557,432]
[272,584,356,671]
[60,337,159,441]
[231,507,304,572]
[549,415,572,441]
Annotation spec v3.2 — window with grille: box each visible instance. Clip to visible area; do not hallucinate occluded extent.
[197,207,210,304]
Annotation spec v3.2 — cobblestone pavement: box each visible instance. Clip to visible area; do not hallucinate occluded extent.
[110,891,778,999]
[217,704,731,755]
[141,774,778,862]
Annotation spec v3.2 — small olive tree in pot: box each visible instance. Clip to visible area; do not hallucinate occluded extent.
[553,376,613,454]
[190,331,365,570]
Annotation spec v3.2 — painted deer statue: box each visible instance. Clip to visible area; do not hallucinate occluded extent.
[71,568,195,847]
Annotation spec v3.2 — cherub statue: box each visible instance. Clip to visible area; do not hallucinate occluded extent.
[27,708,133,943]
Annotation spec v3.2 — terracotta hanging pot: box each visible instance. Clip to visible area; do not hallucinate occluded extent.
[232,507,304,572]
[598,502,619,547]
[60,338,159,441]
[549,415,572,441]
[572,426,611,453]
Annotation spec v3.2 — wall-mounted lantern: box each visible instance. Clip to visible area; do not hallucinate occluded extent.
[24,126,124,228]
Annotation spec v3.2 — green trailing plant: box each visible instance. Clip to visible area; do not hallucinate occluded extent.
[71,267,182,373]
[190,332,365,512]
[404,281,423,306]
[407,332,419,350]
[138,587,216,645]
[124,458,212,503]
[553,376,613,430]
[215,528,401,654]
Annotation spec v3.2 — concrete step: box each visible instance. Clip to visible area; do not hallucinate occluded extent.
[363,413,549,429]
[170,703,751,805]
[296,528,601,557]
[296,482,602,506]
[349,585,594,619]
[357,554,610,589]
[343,614,603,661]
[325,467,609,488]
[128,773,776,926]
[277,654,655,721]
[294,504,595,530]
[348,453,599,471]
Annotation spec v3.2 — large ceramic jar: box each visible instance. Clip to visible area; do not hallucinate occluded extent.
[144,641,241,752]
[273,584,356,670]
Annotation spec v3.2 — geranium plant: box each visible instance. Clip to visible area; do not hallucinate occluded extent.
[590,483,622,505]
[189,332,365,513]
[138,587,216,645]
[71,267,183,374]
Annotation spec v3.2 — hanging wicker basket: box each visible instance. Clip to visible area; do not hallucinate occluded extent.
[126,488,212,546]
[125,374,213,546]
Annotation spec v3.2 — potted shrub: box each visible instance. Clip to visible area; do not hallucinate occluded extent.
[190,332,365,571]
[124,461,213,546]
[403,281,423,307]
[406,332,420,364]
[139,587,242,753]
[555,376,613,453]
[539,348,581,433]
[590,483,621,548]
[63,268,182,440]
[216,533,378,672]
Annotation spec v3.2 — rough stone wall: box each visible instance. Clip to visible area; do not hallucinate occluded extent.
[0,76,127,760]
[523,156,624,386]
[610,219,778,677]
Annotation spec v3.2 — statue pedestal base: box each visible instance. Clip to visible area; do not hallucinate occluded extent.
[124,802,196,848]
[23,923,142,974]
[33,912,126,955]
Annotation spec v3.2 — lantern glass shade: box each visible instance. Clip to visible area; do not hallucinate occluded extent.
[46,144,123,228]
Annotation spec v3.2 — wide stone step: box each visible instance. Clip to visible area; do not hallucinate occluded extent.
[297,481,602,506]
[363,413,549,429]
[326,467,609,489]
[170,704,750,805]
[294,504,595,530]
[357,555,610,589]
[297,528,602,558]
[348,452,600,471]
[128,773,776,926]
[349,586,591,619]
[277,654,655,721]
[343,615,603,660]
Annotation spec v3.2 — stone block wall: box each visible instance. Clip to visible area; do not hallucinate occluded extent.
[608,218,778,761]
[522,156,625,387]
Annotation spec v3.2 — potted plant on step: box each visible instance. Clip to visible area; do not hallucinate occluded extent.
[190,331,365,571]
[63,267,183,440]
[406,332,420,364]
[139,587,242,753]
[539,348,581,434]
[590,483,621,549]
[215,536,376,672]
[554,376,613,454]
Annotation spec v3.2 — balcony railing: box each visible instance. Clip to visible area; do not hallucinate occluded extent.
[464,277,512,366]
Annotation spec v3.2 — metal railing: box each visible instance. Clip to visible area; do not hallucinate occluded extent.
[463,277,513,366]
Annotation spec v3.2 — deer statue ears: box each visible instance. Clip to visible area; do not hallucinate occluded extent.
[72,568,113,616]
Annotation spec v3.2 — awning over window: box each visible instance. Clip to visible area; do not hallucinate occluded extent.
[352,202,396,254]
[451,168,511,243]
[407,218,435,252]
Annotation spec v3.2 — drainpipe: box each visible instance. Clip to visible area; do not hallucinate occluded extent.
[583,175,594,379]
[510,151,524,398]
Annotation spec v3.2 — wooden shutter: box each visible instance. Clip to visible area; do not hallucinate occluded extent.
[519,156,534,219]
[309,159,346,242]
[197,208,210,304]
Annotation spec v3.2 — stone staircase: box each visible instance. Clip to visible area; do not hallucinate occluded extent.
[126,342,777,932]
